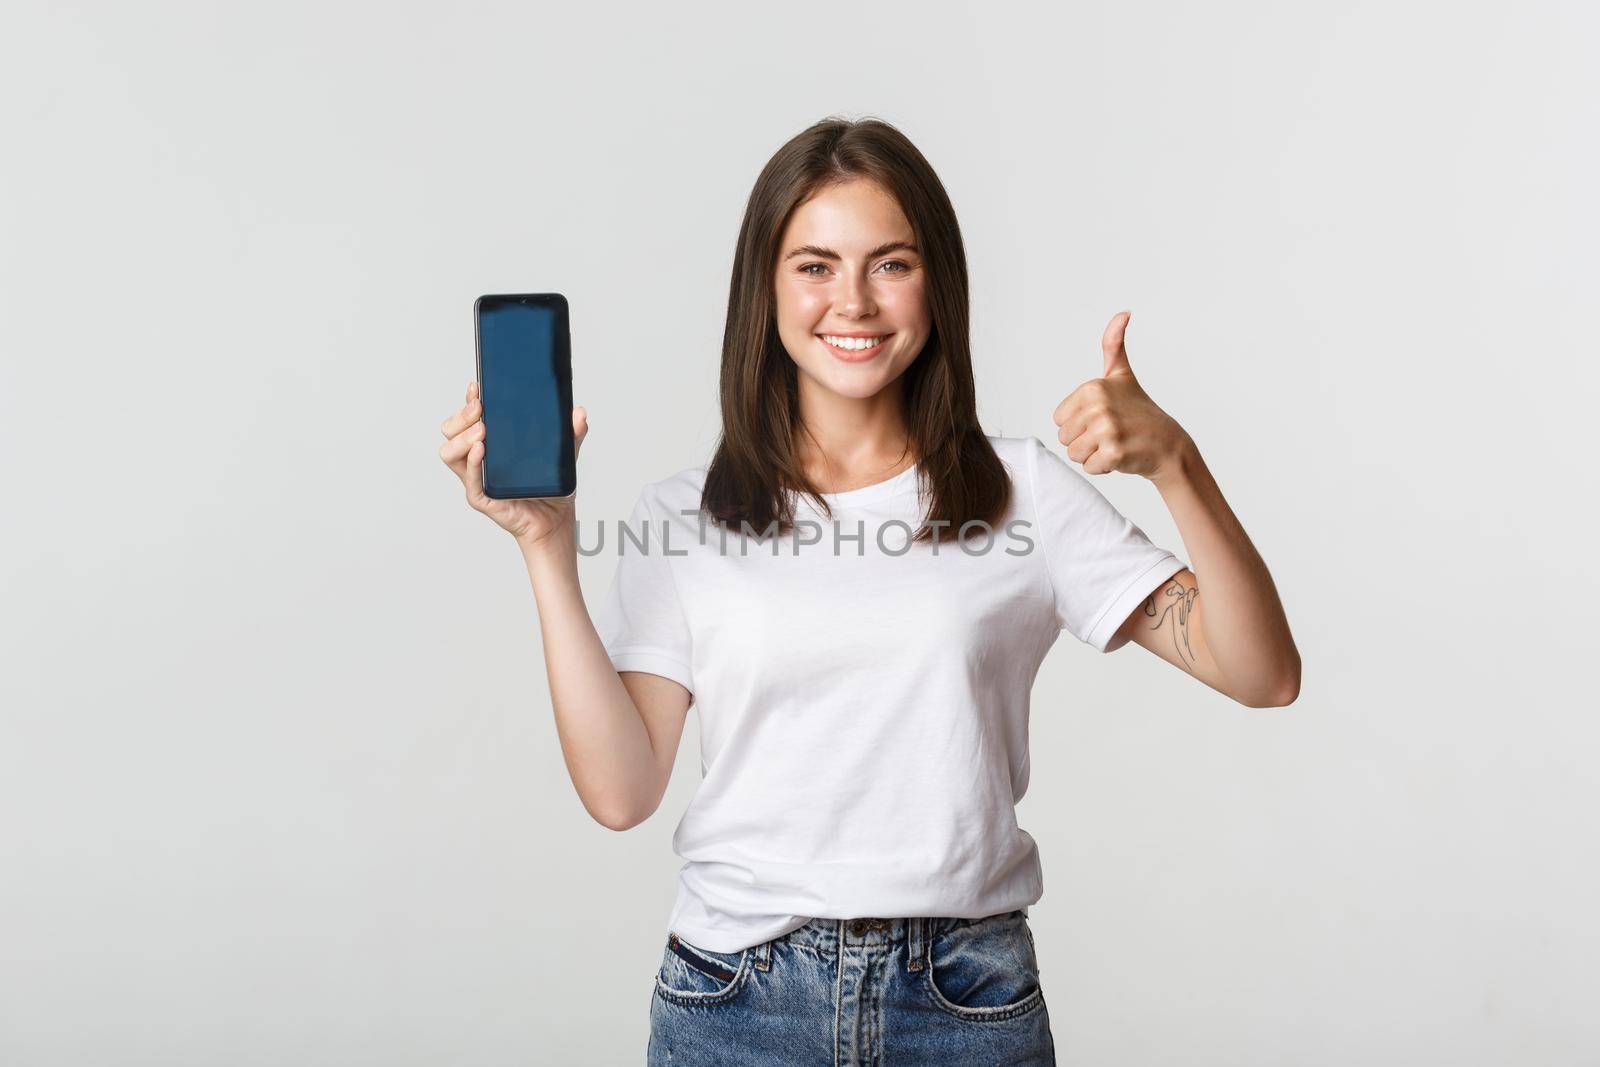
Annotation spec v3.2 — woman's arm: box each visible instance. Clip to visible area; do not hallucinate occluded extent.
[522,530,691,830]
[1054,312,1301,707]
[1127,443,1301,707]
[438,381,686,830]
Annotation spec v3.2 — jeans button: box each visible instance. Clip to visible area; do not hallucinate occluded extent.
[848,919,868,936]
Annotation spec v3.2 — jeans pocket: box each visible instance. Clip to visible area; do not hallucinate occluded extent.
[655,931,751,1006]
[923,910,1045,1022]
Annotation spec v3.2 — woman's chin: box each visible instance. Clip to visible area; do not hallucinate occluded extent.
[803,364,897,400]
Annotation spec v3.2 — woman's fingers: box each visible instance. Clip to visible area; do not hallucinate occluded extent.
[439,381,491,516]
[464,431,487,501]
[441,396,482,439]
[573,405,588,456]
[439,380,480,438]
[439,418,486,466]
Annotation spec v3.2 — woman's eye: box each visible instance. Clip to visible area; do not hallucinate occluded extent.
[797,261,911,277]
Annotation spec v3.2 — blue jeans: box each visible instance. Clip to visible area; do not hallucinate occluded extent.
[647,909,1056,1065]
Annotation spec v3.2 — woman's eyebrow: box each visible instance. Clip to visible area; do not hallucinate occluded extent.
[783,240,919,261]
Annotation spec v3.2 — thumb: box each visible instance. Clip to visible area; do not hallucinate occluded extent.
[1101,310,1134,378]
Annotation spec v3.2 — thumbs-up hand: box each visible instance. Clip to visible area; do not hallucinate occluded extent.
[1051,311,1193,482]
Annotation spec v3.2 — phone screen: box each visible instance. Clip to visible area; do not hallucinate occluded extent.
[474,293,575,498]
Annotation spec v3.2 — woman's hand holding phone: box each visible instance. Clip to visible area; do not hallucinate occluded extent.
[439,380,589,551]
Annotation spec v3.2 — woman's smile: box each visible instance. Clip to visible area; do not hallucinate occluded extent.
[817,331,894,362]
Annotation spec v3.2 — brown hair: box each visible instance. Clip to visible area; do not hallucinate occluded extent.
[701,115,1010,543]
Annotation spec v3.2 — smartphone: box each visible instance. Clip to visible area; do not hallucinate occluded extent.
[473,293,576,499]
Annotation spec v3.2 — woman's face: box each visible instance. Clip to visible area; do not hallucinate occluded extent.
[772,178,931,403]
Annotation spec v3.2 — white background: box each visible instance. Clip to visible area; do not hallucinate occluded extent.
[3,1,1596,1063]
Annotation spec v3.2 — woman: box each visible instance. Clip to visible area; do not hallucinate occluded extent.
[438,116,1300,1066]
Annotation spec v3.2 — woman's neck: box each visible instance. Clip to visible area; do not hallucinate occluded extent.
[792,382,915,493]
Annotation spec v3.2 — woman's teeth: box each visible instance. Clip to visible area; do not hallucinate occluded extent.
[820,335,886,351]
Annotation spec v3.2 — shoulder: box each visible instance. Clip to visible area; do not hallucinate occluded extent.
[981,432,1056,490]
[981,432,1040,471]
[980,432,1100,517]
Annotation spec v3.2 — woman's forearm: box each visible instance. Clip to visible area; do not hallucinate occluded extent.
[1152,440,1301,706]
[519,528,660,829]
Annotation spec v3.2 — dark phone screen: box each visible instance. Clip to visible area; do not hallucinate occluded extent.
[476,295,574,497]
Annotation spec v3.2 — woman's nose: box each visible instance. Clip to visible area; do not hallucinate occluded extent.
[835,272,876,316]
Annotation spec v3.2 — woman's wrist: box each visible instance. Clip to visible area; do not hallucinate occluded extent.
[518,524,577,577]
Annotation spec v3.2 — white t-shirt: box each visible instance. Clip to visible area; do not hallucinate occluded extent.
[591,433,1186,953]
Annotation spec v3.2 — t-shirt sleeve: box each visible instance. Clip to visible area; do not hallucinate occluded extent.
[591,487,696,697]
[1025,435,1188,653]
